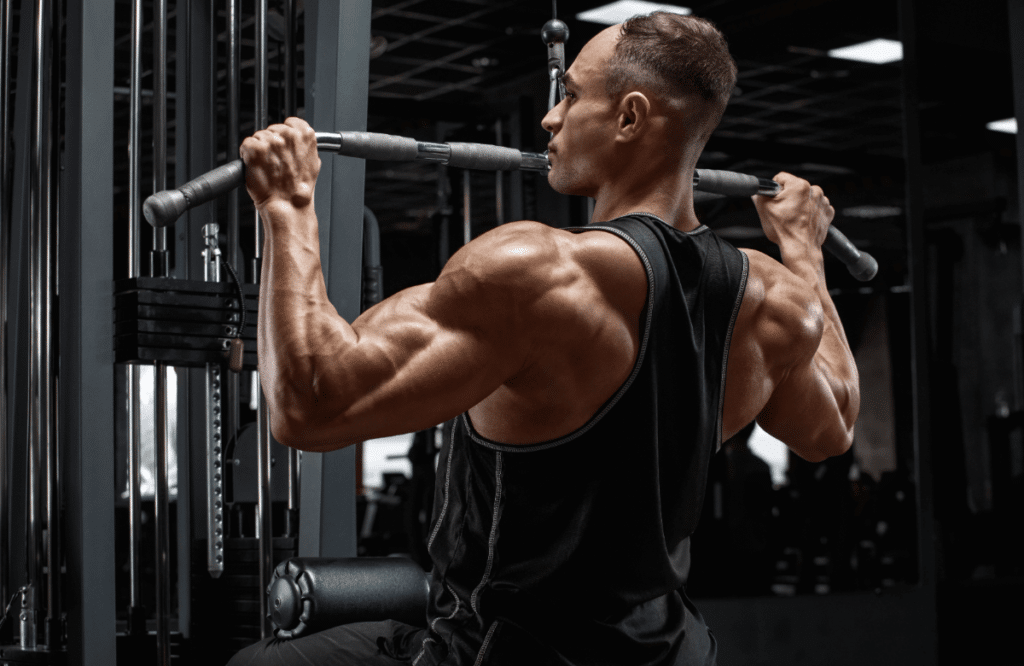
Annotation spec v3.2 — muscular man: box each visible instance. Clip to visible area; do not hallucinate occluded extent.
[229,11,859,666]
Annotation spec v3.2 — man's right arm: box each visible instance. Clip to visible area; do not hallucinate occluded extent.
[723,173,860,462]
[753,244,860,462]
[757,174,859,461]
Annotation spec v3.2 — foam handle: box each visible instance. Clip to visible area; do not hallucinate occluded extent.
[825,226,878,281]
[143,159,245,228]
[268,557,430,639]
[693,169,761,198]
[447,142,523,171]
[333,131,419,161]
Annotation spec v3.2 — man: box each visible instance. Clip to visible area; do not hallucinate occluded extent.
[229,11,859,666]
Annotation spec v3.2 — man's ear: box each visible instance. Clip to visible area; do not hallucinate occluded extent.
[617,91,651,140]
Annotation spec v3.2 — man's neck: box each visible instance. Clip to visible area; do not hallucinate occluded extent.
[589,168,702,233]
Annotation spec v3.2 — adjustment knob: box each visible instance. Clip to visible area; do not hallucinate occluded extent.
[542,19,569,46]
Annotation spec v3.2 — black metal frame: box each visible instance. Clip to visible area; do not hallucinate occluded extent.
[294,0,369,563]
[61,0,117,664]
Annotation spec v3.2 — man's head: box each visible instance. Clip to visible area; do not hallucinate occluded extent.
[542,12,736,199]
[606,12,737,145]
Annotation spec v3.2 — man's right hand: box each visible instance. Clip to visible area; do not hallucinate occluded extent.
[240,116,321,212]
[751,172,834,250]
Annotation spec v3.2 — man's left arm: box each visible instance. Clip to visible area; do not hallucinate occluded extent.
[242,118,532,451]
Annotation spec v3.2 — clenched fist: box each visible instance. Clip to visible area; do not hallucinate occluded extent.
[752,172,834,250]
[240,117,321,210]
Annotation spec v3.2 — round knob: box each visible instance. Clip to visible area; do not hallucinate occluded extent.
[542,19,569,46]
[268,576,303,631]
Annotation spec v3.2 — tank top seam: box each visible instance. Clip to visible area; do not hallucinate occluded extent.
[716,251,750,453]
[463,223,656,453]
[426,424,457,551]
[473,620,501,666]
[470,452,504,614]
[415,581,464,665]
[412,637,435,666]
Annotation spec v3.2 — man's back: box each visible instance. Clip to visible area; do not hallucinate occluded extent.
[460,215,826,453]
[414,212,746,666]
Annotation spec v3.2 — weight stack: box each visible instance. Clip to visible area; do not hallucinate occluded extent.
[114,277,259,370]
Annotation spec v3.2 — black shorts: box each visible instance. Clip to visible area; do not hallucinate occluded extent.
[226,620,429,666]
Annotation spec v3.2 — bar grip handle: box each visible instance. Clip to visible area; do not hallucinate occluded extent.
[318,131,419,161]
[143,159,245,228]
[694,169,878,282]
[693,169,767,197]
[446,143,523,171]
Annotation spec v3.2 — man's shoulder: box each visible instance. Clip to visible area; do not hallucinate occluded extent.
[443,220,645,318]
[435,221,575,316]
[451,219,634,285]
[735,247,823,363]
[448,220,564,285]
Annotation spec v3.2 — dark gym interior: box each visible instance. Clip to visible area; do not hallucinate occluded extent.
[0,0,1022,664]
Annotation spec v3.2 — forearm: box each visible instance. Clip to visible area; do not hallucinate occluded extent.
[778,238,860,429]
[257,200,358,439]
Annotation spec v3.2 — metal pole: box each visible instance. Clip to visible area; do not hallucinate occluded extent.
[284,0,295,118]
[494,119,503,226]
[254,0,267,270]
[126,0,144,637]
[203,225,224,577]
[152,0,171,662]
[0,0,11,615]
[153,0,167,261]
[23,0,52,648]
[154,364,170,666]
[437,163,450,268]
[463,170,471,245]
[227,0,239,271]
[42,0,58,645]
[225,0,242,560]
[1010,1,1024,325]
[284,0,299,537]
[62,0,119,657]
[436,124,451,268]
[255,0,273,639]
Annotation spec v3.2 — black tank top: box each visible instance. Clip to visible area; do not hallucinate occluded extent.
[414,214,749,666]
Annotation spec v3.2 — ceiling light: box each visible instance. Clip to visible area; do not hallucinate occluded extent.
[577,1,691,25]
[827,38,903,64]
[987,118,1017,134]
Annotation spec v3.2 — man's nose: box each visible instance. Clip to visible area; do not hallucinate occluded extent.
[541,106,560,135]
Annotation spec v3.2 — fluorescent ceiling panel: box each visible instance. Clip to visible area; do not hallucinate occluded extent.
[577,1,692,25]
[986,118,1017,134]
[827,38,903,64]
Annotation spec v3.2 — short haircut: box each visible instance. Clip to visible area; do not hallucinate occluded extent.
[605,12,737,143]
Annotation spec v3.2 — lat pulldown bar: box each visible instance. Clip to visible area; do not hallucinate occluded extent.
[143,132,879,281]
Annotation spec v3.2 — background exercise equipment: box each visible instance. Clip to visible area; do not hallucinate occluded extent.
[143,132,879,282]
